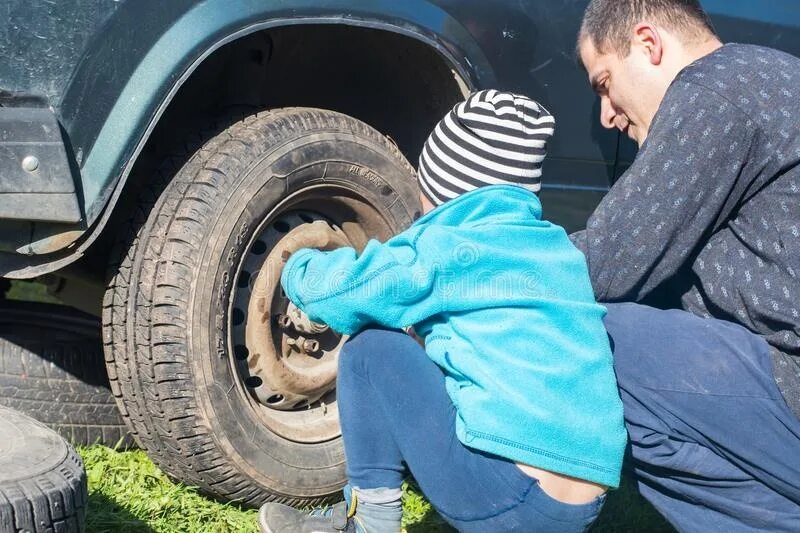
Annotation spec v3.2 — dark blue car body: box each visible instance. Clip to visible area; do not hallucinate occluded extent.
[0,0,797,270]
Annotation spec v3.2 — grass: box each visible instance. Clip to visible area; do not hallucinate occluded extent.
[78,445,673,533]
[79,446,256,532]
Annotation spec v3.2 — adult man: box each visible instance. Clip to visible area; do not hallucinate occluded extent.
[574,0,800,530]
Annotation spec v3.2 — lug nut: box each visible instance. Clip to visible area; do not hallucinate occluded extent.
[285,335,320,354]
[276,314,292,329]
[287,302,329,334]
[302,339,320,353]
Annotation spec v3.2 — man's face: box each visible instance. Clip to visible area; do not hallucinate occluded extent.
[579,37,665,146]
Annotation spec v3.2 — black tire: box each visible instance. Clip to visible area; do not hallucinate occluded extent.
[103,108,420,507]
[0,303,132,448]
[0,405,88,533]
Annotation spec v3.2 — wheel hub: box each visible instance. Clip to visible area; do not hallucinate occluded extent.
[231,212,351,442]
[247,219,349,407]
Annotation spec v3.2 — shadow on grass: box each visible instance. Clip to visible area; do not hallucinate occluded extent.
[86,491,155,533]
[592,477,674,532]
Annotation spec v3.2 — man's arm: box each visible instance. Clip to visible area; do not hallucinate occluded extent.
[571,82,761,302]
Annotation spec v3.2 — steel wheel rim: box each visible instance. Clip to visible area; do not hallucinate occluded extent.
[228,185,396,444]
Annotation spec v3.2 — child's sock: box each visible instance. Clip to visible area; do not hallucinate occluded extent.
[346,485,403,533]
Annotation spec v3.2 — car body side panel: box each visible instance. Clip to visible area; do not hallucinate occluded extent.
[432,0,618,192]
[2,0,800,274]
[0,1,123,106]
[4,0,611,245]
[0,0,499,275]
[58,0,494,224]
[429,0,617,232]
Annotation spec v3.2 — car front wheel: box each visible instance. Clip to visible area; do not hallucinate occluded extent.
[103,108,420,506]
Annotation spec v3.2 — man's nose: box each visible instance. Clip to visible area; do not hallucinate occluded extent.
[600,97,617,130]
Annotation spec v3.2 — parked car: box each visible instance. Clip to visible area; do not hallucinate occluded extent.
[1,0,798,506]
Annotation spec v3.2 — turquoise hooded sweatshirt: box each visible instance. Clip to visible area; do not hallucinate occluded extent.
[281,185,627,488]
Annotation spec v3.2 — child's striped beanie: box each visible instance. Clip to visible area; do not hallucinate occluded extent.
[418,89,555,206]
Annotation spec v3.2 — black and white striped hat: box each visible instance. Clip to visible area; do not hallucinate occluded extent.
[418,90,555,206]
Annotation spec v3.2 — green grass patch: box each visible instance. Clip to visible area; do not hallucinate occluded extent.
[79,446,258,533]
[79,445,672,532]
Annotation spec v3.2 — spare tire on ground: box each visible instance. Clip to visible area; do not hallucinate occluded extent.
[0,405,88,533]
[0,302,133,448]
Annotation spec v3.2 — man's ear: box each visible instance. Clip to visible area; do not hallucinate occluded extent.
[631,23,663,65]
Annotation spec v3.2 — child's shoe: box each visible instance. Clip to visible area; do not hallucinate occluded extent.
[258,485,402,533]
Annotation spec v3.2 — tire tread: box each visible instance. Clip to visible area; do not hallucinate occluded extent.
[0,410,88,533]
[104,108,414,507]
[0,305,132,448]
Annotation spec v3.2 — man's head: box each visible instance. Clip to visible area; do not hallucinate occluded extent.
[578,0,722,146]
[418,90,555,213]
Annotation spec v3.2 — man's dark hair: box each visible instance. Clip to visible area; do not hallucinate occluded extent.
[580,0,717,56]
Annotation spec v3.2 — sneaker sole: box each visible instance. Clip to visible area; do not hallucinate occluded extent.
[257,505,276,533]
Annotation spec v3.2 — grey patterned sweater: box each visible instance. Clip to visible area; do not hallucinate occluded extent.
[571,44,800,418]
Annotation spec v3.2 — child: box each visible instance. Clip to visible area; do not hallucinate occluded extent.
[259,90,626,533]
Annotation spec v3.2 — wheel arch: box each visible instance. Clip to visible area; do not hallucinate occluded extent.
[4,2,488,278]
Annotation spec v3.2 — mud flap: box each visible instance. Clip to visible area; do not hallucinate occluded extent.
[0,107,81,223]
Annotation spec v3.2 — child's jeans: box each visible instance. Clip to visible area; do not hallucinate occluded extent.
[337,328,605,533]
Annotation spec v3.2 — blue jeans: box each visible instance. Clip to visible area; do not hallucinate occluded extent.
[337,328,604,533]
[604,303,800,532]
[338,303,800,532]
